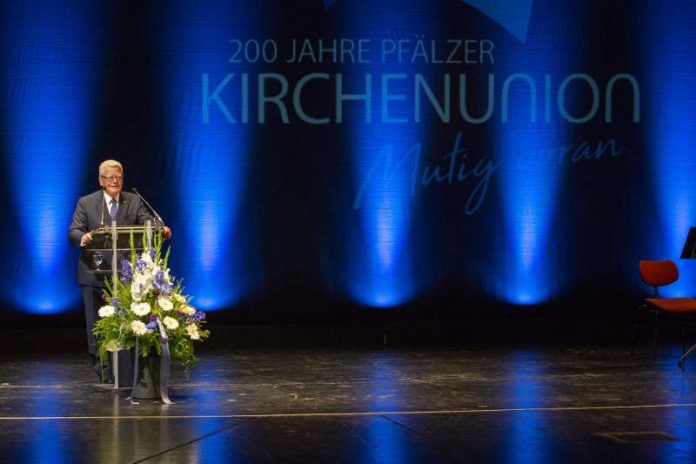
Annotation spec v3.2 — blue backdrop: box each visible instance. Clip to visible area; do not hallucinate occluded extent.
[0,0,694,320]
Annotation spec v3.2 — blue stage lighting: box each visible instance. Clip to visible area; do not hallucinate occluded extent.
[661,364,696,458]
[0,2,105,313]
[643,2,696,297]
[349,138,419,307]
[363,355,409,461]
[334,0,438,308]
[26,365,69,462]
[504,350,547,463]
[496,123,564,305]
[159,1,261,310]
[493,6,580,305]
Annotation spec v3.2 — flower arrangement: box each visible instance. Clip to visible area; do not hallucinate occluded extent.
[93,233,209,376]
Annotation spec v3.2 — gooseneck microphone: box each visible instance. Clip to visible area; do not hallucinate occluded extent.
[131,187,165,226]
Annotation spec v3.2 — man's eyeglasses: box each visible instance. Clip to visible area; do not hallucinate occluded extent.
[100,175,123,183]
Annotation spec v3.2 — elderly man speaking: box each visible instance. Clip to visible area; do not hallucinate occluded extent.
[68,159,171,382]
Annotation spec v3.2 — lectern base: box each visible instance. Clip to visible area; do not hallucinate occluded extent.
[132,355,161,399]
[112,349,134,389]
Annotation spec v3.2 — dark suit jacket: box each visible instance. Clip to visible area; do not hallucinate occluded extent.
[68,190,153,286]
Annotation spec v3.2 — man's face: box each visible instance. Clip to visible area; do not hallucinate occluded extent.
[98,166,123,198]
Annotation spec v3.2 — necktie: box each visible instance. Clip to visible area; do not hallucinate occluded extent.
[109,199,117,220]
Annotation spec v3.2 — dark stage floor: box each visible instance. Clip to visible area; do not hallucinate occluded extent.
[1,333,696,463]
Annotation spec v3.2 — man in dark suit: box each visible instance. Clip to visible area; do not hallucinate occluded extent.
[68,159,171,382]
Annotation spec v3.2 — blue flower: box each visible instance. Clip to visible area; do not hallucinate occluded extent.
[119,260,133,283]
[186,311,207,323]
[135,257,147,273]
[153,269,166,286]
[161,282,174,296]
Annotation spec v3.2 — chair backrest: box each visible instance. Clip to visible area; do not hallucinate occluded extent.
[639,260,679,287]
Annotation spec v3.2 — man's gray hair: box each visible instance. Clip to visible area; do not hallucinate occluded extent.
[99,159,123,176]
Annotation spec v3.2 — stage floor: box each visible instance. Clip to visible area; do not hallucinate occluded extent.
[1,342,696,463]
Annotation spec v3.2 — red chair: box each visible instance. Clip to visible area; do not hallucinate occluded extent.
[632,260,696,364]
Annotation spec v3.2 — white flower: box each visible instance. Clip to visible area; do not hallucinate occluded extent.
[132,273,151,292]
[157,297,173,311]
[141,251,154,269]
[131,302,151,316]
[180,305,196,315]
[98,305,116,318]
[163,316,179,330]
[131,273,151,302]
[130,320,149,336]
[186,324,200,340]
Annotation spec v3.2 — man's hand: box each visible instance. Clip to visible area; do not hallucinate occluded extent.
[80,231,93,247]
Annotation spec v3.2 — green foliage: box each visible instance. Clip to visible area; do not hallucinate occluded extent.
[93,230,209,376]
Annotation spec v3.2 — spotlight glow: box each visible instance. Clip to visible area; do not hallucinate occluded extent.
[493,6,579,305]
[504,351,548,462]
[159,1,261,310]
[350,143,417,307]
[0,1,105,313]
[335,0,438,308]
[643,2,696,297]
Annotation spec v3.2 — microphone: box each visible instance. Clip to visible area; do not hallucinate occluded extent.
[131,188,165,226]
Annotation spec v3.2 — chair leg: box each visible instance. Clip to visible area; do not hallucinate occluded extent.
[678,341,696,367]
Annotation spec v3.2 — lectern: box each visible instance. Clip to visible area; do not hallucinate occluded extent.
[85,220,161,388]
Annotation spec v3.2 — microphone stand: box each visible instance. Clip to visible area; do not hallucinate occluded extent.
[131,187,165,226]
